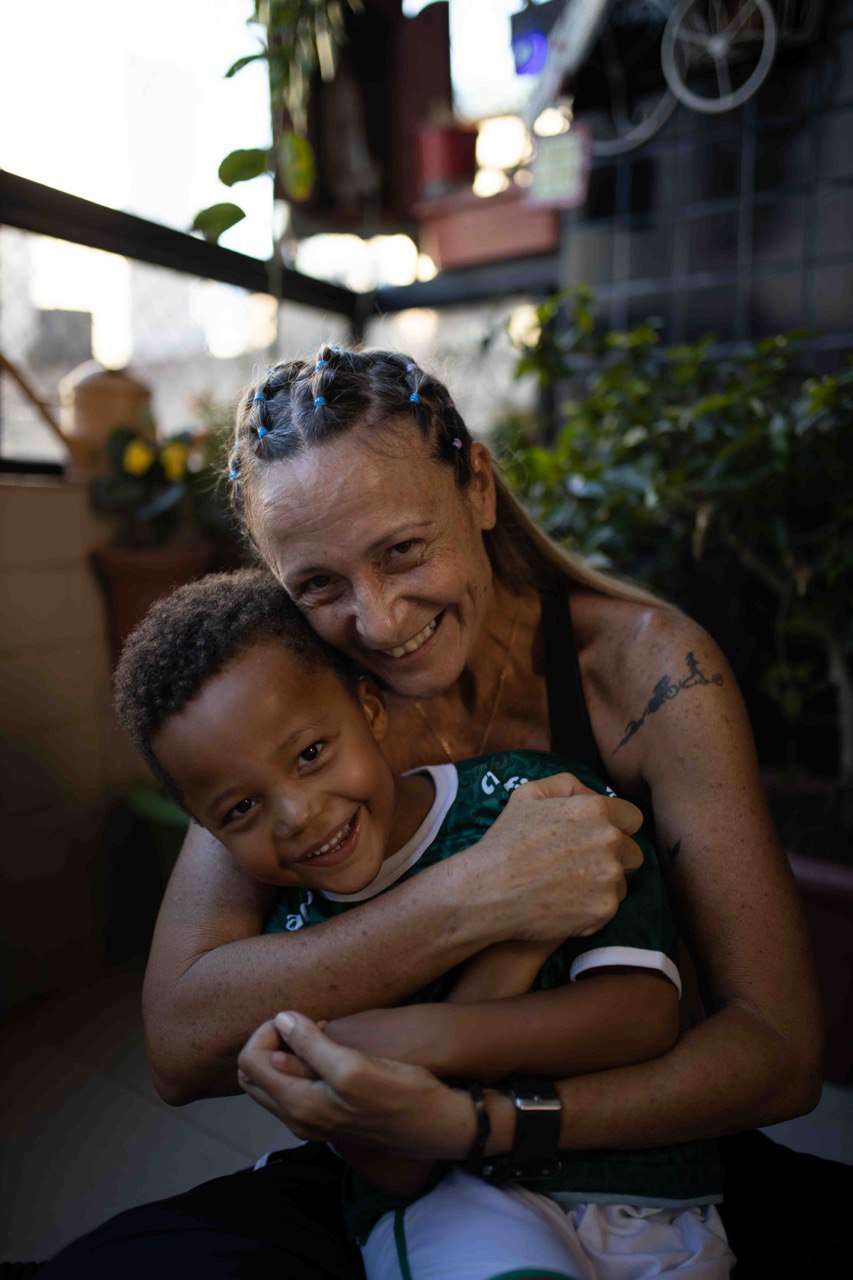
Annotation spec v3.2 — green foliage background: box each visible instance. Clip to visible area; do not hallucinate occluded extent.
[496,290,853,836]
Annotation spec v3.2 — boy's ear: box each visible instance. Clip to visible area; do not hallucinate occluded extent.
[356,677,387,742]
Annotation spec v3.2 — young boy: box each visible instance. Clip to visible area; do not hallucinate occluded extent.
[115,568,733,1279]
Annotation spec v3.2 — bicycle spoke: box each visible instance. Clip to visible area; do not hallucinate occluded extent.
[710,0,727,35]
[726,0,758,38]
[602,26,631,132]
[715,53,733,97]
[684,2,709,37]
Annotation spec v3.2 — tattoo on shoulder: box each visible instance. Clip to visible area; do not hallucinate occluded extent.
[614,651,723,752]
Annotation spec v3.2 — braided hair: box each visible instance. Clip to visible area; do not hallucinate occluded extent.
[228,345,472,538]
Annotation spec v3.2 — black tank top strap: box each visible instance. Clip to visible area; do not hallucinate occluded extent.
[541,591,609,781]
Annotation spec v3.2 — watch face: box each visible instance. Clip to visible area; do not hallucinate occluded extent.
[509,1077,561,1109]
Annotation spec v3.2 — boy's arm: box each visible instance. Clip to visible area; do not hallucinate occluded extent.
[324,968,680,1082]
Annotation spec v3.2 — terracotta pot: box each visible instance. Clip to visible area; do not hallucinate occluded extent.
[789,853,853,1085]
[60,362,154,481]
[91,542,217,663]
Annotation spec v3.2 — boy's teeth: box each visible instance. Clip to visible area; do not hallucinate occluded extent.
[304,815,353,861]
[385,616,438,659]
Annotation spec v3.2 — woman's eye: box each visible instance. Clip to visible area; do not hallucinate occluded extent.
[388,539,420,559]
[300,574,333,596]
[224,797,256,825]
[298,740,326,767]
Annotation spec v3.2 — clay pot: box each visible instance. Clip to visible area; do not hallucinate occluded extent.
[91,542,217,664]
[60,362,154,481]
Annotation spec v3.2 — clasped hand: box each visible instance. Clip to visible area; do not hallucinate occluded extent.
[238,1011,473,1159]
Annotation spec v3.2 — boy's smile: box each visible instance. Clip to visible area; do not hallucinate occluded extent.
[151,639,432,894]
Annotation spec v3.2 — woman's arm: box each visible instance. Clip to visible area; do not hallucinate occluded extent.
[571,607,823,1135]
[143,775,644,1103]
[237,616,822,1152]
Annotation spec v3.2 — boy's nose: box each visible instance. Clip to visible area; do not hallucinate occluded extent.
[272,791,317,838]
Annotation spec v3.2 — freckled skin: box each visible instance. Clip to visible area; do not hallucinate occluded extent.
[151,641,432,897]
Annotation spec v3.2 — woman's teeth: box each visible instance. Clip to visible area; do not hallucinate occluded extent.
[384,615,440,659]
[302,814,354,861]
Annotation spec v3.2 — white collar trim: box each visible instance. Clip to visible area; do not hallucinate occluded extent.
[321,763,458,902]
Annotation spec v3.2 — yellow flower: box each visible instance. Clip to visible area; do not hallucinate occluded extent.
[123,438,156,476]
[161,441,189,482]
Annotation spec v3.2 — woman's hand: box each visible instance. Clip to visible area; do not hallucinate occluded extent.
[475,772,644,942]
[237,1011,475,1160]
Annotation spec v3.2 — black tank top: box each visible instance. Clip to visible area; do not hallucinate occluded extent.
[541,592,608,779]
[542,590,657,837]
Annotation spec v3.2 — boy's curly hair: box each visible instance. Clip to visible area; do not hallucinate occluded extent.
[113,568,357,802]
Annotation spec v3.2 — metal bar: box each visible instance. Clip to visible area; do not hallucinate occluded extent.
[374,253,560,313]
[0,170,360,319]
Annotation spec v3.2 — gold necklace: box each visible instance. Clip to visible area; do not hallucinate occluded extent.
[414,598,523,763]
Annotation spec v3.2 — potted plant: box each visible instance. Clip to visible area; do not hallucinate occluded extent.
[90,423,239,660]
[496,288,853,857]
[496,289,853,1082]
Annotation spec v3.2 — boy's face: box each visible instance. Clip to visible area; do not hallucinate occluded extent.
[152,639,397,894]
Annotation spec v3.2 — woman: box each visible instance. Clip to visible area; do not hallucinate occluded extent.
[43,346,821,1278]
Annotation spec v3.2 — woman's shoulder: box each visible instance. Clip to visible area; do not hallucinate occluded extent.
[570,590,731,785]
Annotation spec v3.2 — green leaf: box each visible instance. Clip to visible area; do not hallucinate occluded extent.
[278,132,315,201]
[218,148,271,186]
[191,202,246,243]
[224,51,265,78]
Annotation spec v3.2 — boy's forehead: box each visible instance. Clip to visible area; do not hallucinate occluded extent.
[152,641,347,779]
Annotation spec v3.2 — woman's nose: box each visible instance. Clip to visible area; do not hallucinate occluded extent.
[352,581,407,650]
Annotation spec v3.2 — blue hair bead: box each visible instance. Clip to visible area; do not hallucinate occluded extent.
[409,391,421,404]
[253,390,266,403]
[257,424,269,439]
[228,467,240,481]
[315,358,328,370]
[314,395,326,407]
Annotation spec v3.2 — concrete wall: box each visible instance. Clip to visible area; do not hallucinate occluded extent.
[0,478,146,1011]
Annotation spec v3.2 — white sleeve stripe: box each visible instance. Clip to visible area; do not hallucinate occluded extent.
[569,946,682,997]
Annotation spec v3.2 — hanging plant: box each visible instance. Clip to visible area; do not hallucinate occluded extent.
[192,0,360,243]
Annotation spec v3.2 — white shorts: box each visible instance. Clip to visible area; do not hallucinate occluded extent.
[361,1169,735,1280]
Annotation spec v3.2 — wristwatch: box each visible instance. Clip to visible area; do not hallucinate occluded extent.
[500,1075,562,1164]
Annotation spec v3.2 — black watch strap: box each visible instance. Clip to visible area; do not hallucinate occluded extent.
[503,1076,562,1163]
[464,1082,491,1168]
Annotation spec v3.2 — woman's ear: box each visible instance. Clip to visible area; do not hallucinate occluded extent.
[468,442,497,532]
[356,677,388,742]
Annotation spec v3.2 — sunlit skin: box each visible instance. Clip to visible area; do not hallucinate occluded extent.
[151,640,434,896]
[249,424,536,736]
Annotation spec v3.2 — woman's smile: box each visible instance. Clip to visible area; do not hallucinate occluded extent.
[377,611,444,661]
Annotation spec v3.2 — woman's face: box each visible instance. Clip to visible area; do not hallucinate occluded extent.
[250,423,497,699]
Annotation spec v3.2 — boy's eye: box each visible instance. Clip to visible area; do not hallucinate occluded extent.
[223,796,256,824]
[298,740,326,767]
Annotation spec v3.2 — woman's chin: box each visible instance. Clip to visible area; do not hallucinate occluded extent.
[360,622,466,699]
[385,653,464,701]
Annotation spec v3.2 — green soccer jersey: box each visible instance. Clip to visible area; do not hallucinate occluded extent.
[264,749,722,1232]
